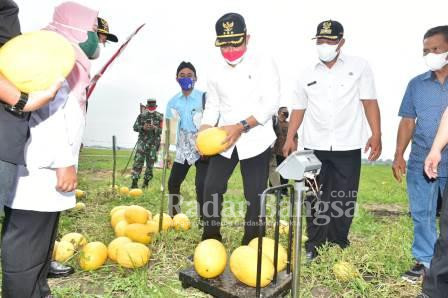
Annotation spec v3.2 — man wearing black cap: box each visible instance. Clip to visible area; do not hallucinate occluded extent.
[130,99,163,189]
[199,13,280,245]
[97,17,118,44]
[283,20,382,261]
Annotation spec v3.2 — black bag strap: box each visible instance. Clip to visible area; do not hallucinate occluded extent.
[202,92,207,110]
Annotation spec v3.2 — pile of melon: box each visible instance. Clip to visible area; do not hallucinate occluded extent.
[193,237,289,288]
[109,185,144,199]
[53,205,191,271]
[52,232,110,271]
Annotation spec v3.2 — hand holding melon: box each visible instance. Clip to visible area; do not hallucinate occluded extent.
[196,127,228,156]
[0,30,75,93]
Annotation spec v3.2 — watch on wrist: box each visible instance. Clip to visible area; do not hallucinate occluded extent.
[239,119,251,133]
[4,92,29,118]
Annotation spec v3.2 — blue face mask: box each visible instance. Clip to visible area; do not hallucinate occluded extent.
[177,77,194,91]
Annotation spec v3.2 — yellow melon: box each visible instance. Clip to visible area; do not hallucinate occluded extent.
[125,223,153,244]
[194,239,227,278]
[107,237,132,262]
[248,237,288,272]
[119,186,130,196]
[60,232,87,250]
[0,30,75,92]
[117,242,151,269]
[277,220,289,235]
[129,188,143,198]
[54,240,75,262]
[333,261,359,282]
[52,241,59,260]
[75,189,86,199]
[196,127,228,156]
[74,202,86,210]
[114,220,129,237]
[173,213,191,231]
[79,241,108,271]
[145,220,159,234]
[153,213,173,231]
[110,205,128,217]
[125,205,149,224]
[230,245,274,288]
[111,209,127,228]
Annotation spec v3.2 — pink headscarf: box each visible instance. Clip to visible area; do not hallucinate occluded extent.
[45,1,98,111]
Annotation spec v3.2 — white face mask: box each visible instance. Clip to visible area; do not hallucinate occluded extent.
[224,53,246,66]
[424,52,448,71]
[316,43,339,62]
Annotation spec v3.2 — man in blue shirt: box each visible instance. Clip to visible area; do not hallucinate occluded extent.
[165,61,208,220]
[393,25,448,284]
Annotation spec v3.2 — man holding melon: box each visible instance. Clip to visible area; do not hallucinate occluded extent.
[198,13,280,245]
[1,2,103,297]
[0,0,62,211]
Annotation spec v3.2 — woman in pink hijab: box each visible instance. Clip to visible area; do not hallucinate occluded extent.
[1,2,99,298]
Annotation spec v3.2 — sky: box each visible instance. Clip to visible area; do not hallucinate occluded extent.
[16,0,448,160]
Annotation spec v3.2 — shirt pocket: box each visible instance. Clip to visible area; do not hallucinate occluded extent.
[337,74,359,98]
[416,104,443,147]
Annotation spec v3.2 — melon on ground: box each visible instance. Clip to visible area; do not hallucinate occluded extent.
[79,241,108,271]
[173,213,191,231]
[116,242,151,269]
[108,237,132,262]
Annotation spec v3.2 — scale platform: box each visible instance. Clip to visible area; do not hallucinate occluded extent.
[179,266,292,298]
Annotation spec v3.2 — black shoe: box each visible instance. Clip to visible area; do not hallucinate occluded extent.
[306,250,317,263]
[402,262,426,284]
[142,179,150,189]
[130,179,138,189]
[47,261,75,278]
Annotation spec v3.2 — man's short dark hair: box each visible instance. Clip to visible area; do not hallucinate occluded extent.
[176,61,196,77]
[424,26,448,42]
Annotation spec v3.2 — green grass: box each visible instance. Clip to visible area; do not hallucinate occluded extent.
[5,148,421,297]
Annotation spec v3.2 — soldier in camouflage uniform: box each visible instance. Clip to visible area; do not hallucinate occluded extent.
[130,99,163,189]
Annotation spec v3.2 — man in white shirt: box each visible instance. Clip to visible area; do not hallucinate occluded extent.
[283,20,382,261]
[199,12,280,245]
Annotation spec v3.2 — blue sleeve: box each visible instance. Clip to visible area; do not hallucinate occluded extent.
[165,97,174,119]
[398,80,417,118]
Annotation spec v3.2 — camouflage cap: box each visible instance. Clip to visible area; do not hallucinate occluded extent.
[146,99,157,107]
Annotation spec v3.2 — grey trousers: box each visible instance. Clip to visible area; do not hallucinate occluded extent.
[1,207,60,298]
[0,160,17,207]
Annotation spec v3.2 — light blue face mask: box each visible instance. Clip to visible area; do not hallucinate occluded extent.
[79,31,99,58]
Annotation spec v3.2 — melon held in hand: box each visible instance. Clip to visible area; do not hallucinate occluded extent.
[196,127,228,155]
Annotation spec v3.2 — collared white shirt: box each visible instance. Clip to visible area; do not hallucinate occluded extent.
[5,81,85,212]
[291,54,377,151]
[201,49,280,160]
